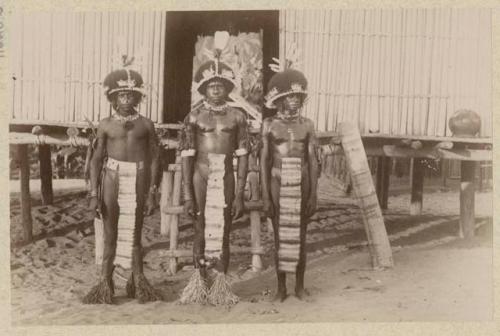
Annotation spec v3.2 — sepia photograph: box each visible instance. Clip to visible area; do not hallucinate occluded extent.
[3,3,495,331]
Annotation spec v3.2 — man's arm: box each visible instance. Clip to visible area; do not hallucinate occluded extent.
[144,120,160,215]
[260,119,272,213]
[180,113,196,214]
[235,112,249,200]
[89,121,106,210]
[307,120,319,214]
[147,120,160,193]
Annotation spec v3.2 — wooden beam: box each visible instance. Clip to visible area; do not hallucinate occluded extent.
[460,161,476,239]
[359,132,493,145]
[379,145,492,161]
[437,149,492,161]
[340,122,393,269]
[376,157,391,210]
[38,144,53,205]
[17,145,33,243]
[10,119,183,130]
[9,131,179,149]
[410,158,425,216]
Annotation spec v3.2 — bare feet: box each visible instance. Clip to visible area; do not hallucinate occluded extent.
[273,289,288,302]
[295,287,310,300]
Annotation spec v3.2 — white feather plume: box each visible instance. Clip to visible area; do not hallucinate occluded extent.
[214,31,230,51]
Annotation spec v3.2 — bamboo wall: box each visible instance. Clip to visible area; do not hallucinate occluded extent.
[9,12,166,125]
[279,8,492,137]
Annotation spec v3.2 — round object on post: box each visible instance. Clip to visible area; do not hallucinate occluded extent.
[31,125,43,135]
[448,109,481,137]
[67,127,79,137]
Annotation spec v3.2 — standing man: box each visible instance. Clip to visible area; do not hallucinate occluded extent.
[83,63,162,304]
[179,33,249,305]
[261,67,319,302]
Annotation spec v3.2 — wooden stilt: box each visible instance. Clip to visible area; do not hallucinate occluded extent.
[38,144,53,205]
[18,145,33,243]
[160,170,174,236]
[248,169,263,272]
[410,158,424,215]
[169,156,182,274]
[376,157,391,209]
[340,122,393,269]
[459,161,476,238]
[478,161,483,192]
[441,159,448,188]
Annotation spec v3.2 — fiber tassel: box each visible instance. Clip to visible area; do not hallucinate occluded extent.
[178,270,208,305]
[208,271,239,306]
[136,274,162,304]
[82,279,114,305]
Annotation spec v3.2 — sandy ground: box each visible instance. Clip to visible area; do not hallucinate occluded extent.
[9,175,493,325]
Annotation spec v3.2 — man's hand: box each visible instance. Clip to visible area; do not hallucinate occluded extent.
[183,199,196,217]
[232,197,245,220]
[306,195,317,218]
[88,196,99,216]
[263,199,274,218]
[144,193,156,216]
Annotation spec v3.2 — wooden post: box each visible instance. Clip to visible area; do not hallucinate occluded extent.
[38,144,53,205]
[248,168,263,272]
[169,156,182,274]
[376,157,391,210]
[340,122,393,269]
[478,161,483,192]
[160,170,174,236]
[410,158,424,215]
[441,159,448,188]
[18,145,33,243]
[459,161,476,238]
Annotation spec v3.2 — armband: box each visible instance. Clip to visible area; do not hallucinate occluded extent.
[181,149,196,157]
[235,148,248,157]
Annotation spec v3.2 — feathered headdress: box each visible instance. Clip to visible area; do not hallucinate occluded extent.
[194,31,238,95]
[265,43,308,109]
[103,53,145,101]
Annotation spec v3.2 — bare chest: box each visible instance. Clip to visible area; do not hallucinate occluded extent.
[106,120,149,141]
[195,111,239,135]
[268,121,309,145]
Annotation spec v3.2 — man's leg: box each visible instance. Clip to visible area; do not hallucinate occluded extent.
[296,173,310,299]
[270,174,287,302]
[221,168,235,274]
[295,219,308,299]
[128,168,161,303]
[193,167,208,273]
[82,168,118,304]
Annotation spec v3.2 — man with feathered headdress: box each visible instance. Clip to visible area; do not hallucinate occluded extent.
[82,57,162,304]
[260,48,319,302]
[178,31,249,306]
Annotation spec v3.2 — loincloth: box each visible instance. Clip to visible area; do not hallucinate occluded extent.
[203,153,227,261]
[277,157,302,273]
[105,158,144,269]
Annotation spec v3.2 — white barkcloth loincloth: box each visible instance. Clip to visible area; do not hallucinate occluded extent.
[110,158,143,269]
[204,153,227,261]
[278,157,302,273]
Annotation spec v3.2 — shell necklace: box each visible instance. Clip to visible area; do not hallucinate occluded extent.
[113,112,140,130]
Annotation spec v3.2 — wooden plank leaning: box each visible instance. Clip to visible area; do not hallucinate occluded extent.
[340,122,393,269]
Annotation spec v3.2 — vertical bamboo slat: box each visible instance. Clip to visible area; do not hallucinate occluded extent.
[9,9,492,138]
[10,12,166,125]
